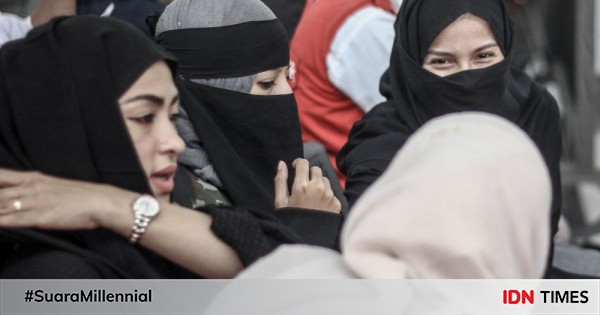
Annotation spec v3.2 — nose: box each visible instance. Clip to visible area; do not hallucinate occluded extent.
[158,120,185,157]
[458,61,473,73]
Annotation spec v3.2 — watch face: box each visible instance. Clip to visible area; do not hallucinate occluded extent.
[134,195,160,217]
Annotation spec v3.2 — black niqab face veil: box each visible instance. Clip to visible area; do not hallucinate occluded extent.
[383,0,518,127]
[157,18,303,211]
[338,0,562,249]
[0,16,193,278]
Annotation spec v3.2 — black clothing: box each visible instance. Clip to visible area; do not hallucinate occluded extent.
[0,16,302,278]
[176,81,303,212]
[261,0,306,38]
[77,0,166,37]
[0,16,191,278]
[158,17,342,248]
[157,20,290,79]
[338,0,562,240]
[158,20,300,212]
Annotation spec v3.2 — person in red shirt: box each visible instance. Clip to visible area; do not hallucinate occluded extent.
[291,0,401,186]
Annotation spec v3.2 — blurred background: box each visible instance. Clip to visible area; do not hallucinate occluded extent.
[1,0,600,248]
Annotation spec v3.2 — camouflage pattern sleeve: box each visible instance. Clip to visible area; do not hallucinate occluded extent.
[186,170,233,208]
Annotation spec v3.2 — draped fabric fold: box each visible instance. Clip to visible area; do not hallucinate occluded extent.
[176,80,303,211]
[338,0,562,243]
[158,10,303,211]
[157,20,289,78]
[0,16,195,278]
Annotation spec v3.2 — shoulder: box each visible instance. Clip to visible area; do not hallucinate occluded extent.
[510,68,561,125]
[330,6,395,55]
[0,12,31,43]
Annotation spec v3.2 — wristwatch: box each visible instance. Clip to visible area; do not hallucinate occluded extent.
[128,195,160,244]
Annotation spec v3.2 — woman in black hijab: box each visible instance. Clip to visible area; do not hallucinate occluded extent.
[0,16,297,278]
[153,0,343,248]
[338,0,561,244]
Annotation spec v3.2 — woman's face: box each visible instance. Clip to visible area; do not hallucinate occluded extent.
[250,66,292,95]
[119,61,185,202]
[422,14,504,77]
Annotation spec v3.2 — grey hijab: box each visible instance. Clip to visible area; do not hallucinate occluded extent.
[157,0,278,188]
[156,0,277,93]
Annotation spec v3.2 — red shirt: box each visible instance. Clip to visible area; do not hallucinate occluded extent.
[291,0,393,187]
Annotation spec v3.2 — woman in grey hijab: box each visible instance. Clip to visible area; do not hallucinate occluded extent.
[154,0,343,249]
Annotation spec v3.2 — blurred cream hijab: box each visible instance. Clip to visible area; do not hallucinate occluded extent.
[238,112,551,279]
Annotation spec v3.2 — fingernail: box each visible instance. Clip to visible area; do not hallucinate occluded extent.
[278,161,284,171]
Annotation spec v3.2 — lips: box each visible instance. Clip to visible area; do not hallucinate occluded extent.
[150,165,177,194]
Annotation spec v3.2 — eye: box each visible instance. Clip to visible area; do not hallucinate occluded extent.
[430,58,450,65]
[257,81,276,90]
[477,52,496,60]
[426,57,454,69]
[169,112,181,123]
[130,114,155,124]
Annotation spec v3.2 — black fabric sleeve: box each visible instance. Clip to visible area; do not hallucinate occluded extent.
[199,205,303,267]
[0,229,133,279]
[274,208,342,250]
[541,92,563,239]
[343,159,393,209]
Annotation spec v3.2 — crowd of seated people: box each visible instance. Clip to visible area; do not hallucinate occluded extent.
[0,0,596,281]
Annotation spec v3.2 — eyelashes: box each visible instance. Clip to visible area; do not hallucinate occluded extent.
[257,81,276,90]
[130,114,155,124]
[129,112,180,125]
[425,51,498,68]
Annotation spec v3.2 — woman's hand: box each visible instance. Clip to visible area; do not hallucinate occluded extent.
[274,159,341,213]
[0,168,242,278]
[0,168,136,232]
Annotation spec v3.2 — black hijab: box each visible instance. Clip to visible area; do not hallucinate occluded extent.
[0,16,195,278]
[157,18,304,212]
[338,0,562,238]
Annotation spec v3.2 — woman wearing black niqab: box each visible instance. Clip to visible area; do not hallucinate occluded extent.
[0,16,276,278]
[154,0,343,248]
[338,0,561,254]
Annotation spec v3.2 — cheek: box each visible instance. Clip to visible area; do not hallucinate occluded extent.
[250,83,269,95]
[275,80,293,95]
[125,122,155,175]
[132,137,155,177]
[474,54,505,70]
[495,53,505,63]
[423,65,457,78]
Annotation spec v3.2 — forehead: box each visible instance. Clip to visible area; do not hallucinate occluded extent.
[428,15,498,49]
[119,61,177,100]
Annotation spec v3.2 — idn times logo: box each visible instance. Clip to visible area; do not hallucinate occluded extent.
[503,290,589,304]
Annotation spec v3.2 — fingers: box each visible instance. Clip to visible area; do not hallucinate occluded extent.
[274,161,289,208]
[0,211,36,228]
[0,197,27,213]
[322,176,331,190]
[309,166,323,182]
[0,184,30,214]
[292,158,310,194]
[0,168,30,187]
[330,198,342,213]
[0,185,23,200]
[321,177,342,213]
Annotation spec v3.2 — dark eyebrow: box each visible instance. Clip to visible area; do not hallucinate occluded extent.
[426,43,500,57]
[122,94,179,106]
[425,50,453,57]
[474,43,499,53]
